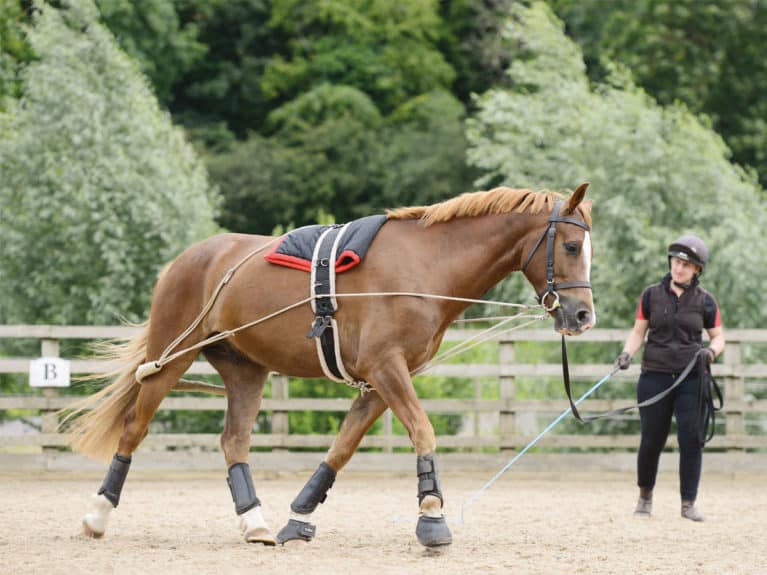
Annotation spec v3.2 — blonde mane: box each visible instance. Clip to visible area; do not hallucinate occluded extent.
[386,187,576,226]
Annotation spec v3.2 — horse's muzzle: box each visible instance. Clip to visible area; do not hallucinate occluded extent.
[553,296,594,336]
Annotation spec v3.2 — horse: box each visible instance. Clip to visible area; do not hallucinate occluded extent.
[62,183,595,548]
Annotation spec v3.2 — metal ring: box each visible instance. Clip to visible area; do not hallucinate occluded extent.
[541,290,560,312]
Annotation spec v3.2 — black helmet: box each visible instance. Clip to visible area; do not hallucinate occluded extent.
[668,234,708,271]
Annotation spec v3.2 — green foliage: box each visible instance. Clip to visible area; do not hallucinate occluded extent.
[547,0,767,190]
[0,0,220,324]
[264,0,455,114]
[166,0,278,140]
[0,0,34,107]
[95,0,206,106]
[265,84,383,227]
[467,2,767,329]
[438,0,516,103]
[377,90,474,208]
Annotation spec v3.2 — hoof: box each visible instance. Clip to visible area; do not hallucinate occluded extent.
[275,519,316,545]
[244,527,276,546]
[239,506,276,545]
[82,494,112,539]
[416,515,452,547]
[82,518,105,539]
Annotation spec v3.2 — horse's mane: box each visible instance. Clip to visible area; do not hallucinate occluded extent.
[386,187,579,226]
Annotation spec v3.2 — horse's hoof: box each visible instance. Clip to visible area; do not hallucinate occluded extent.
[239,506,276,545]
[82,518,105,539]
[416,515,452,547]
[244,527,276,546]
[275,519,316,544]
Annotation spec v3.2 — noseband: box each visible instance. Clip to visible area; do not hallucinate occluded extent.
[521,199,592,310]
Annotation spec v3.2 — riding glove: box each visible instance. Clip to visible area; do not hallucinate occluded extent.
[616,351,631,370]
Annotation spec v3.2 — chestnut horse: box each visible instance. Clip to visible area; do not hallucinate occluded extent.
[64,184,594,548]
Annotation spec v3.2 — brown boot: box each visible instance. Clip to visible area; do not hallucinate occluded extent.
[633,488,653,517]
[681,500,704,522]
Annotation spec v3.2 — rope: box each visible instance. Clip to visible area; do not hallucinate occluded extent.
[159,237,280,361]
[459,365,620,524]
[138,287,546,381]
[413,313,547,375]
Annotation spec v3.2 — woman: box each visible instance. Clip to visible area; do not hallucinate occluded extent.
[616,234,725,522]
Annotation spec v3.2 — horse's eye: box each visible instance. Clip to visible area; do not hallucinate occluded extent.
[564,242,580,255]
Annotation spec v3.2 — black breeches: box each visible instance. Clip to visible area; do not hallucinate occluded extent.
[636,370,703,501]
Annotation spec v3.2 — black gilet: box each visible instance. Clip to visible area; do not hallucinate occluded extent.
[640,273,718,374]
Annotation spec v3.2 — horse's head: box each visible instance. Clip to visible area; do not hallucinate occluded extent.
[521,183,595,335]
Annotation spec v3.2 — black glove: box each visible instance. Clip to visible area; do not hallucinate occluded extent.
[705,347,716,365]
[616,351,631,370]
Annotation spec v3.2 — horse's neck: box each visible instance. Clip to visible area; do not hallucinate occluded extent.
[425,212,538,299]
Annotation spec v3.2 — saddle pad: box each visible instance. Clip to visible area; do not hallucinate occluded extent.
[265,214,387,273]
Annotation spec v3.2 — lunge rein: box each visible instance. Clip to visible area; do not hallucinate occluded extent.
[462,349,723,521]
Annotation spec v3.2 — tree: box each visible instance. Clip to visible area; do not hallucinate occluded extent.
[0,0,220,324]
[466,2,767,328]
[0,0,33,109]
[263,0,455,115]
[95,0,207,107]
[438,0,516,104]
[548,0,767,190]
[376,90,474,209]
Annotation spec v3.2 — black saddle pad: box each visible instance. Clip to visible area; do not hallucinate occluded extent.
[264,214,387,273]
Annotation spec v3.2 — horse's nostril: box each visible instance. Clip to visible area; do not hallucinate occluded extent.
[577,309,591,326]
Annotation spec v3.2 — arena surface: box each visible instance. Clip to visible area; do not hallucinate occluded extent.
[1,469,764,574]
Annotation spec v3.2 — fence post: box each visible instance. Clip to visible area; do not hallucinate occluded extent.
[270,374,289,452]
[40,338,60,453]
[383,409,393,453]
[722,341,744,449]
[499,339,516,453]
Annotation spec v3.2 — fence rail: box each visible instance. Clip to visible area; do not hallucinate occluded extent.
[2,325,766,469]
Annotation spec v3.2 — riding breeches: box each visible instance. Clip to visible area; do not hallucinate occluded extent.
[636,370,703,501]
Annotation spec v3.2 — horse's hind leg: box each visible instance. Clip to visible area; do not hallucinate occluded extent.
[203,344,275,545]
[276,390,388,544]
[83,357,194,538]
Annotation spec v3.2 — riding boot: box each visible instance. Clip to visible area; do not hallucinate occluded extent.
[681,500,705,522]
[633,487,653,517]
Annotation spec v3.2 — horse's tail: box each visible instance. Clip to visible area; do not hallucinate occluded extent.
[59,320,150,463]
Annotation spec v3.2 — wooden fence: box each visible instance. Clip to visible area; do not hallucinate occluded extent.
[1,325,766,470]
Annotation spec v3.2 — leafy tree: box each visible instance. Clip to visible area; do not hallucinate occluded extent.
[0,0,34,108]
[548,0,767,189]
[264,83,384,227]
[438,0,516,104]
[95,0,207,106]
[263,0,455,115]
[0,0,220,325]
[467,2,767,328]
[376,90,474,209]
[166,0,279,140]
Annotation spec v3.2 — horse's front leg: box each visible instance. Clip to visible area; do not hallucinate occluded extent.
[276,389,388,544]
[206,350,274,545]
[365,356,452,548]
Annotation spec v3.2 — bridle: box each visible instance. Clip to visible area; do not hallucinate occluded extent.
[521,199,592,311]
[520,199,593,421]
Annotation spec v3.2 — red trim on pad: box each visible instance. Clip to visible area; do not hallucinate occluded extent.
[265,244,362,273]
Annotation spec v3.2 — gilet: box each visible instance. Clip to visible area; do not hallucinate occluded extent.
[640,273,716,374]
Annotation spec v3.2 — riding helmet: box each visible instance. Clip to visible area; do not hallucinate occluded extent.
[668,234,708,271]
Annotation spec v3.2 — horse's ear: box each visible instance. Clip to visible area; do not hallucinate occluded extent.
[565,182,589,214]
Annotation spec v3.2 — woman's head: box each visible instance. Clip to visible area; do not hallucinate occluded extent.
[667,234,708,282]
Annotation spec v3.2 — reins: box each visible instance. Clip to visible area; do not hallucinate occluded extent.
[460,365,620,523]
[566,348,722,426]
[461,348,724,521]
